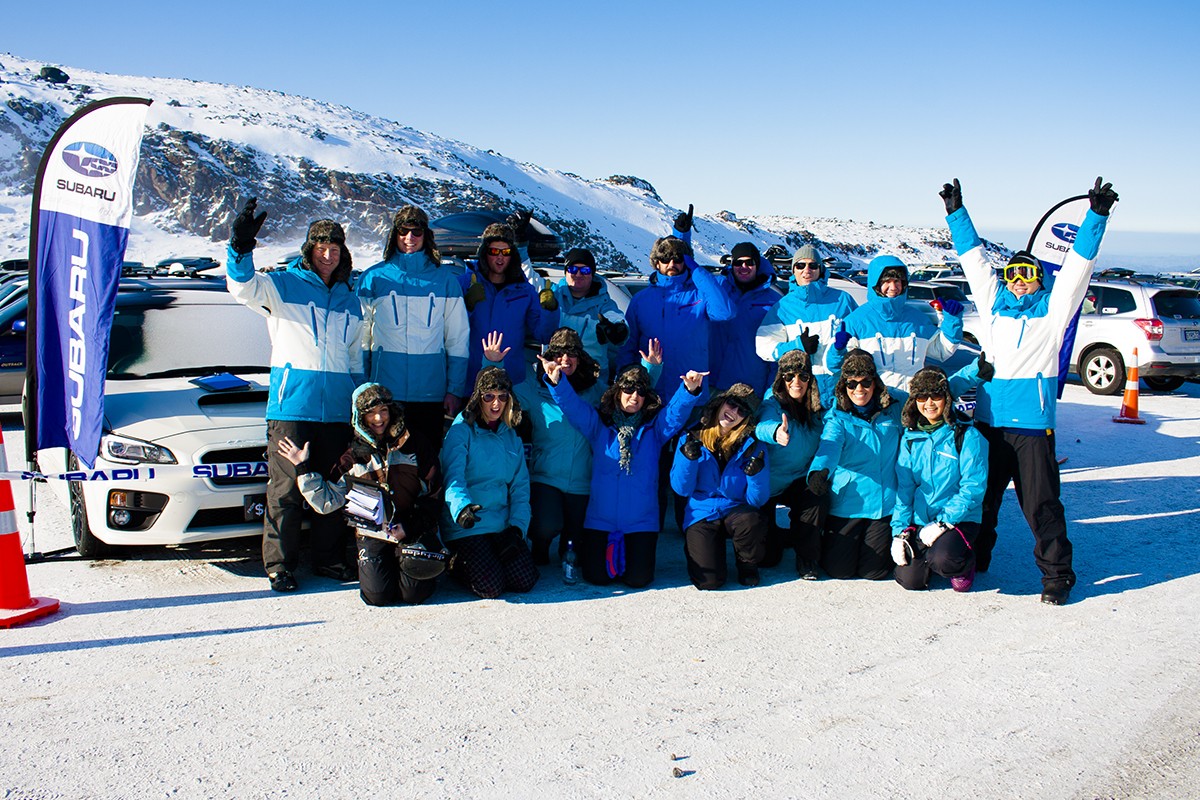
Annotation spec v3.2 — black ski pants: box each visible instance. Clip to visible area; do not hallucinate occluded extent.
[578,528,659,588]
[528,483,589,564]
[894,521,979,591]
[263,419,352,575]
[356,533,437,606]
[684,506,768,590]
[821,515,893,580]
[976,424,1075,590]
[762,478,827,570]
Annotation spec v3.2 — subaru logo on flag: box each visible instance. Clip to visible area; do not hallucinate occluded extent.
[62,142,119,179]
[1051,222,1079,244]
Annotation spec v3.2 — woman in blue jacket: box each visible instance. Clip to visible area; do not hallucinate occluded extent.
[890,367,988,592]
[672,384,771,589]
[543,358,707,588]
[807,349,903,580]
[440,366,538,599]
[754,349,826,580]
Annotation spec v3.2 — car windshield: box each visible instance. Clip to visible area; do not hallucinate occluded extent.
[1153,291,1200,320]
[108,289,272,379]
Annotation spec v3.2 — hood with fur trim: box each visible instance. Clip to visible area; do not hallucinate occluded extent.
[901,366,956,429]
[476,223,528,286]
[349,383,406,457]
[301,219,353,285]
[834,348,894,413]
[462,365,523,428]
[599,364,662,426]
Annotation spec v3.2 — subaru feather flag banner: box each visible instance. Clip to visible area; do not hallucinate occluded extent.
[30,97,150,467]
[1024,194,1090,398]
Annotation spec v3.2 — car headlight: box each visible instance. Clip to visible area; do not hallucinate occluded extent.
[102,433,178,465]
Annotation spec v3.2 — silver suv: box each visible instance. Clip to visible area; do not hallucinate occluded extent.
[1073,276,1200,394]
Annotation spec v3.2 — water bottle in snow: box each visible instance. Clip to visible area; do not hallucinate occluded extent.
[563,540,579,585]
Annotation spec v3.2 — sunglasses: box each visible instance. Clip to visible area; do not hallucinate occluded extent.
[781,371,812,383]
[793,261,820,271]
[488,246,513,257]
[845,378,874,390]
[397,227,424,238]
[566,265,593,275]
[657,256,685,265]
[482,392,510,403]
[911,392,944,401]
[619,386,648,397]
[733,258,756,268]
[1003,263,1041,283]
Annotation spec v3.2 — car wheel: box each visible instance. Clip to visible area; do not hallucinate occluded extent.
[68,454,109,558]
[1080,347,1125,395]
[1143,376,1185,392]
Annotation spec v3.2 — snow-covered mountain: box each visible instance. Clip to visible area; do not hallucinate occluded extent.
[0,54,1009,271]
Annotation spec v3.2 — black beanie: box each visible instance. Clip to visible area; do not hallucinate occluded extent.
[562,248,596,269]
[731,242,761,264]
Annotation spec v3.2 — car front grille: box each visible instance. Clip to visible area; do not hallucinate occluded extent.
[188,507,259,530]
[198,446,268,487]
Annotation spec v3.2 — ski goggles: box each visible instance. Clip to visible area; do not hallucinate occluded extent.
[565,265,593,275]
[1003,263,1042,283]
[487,246,513,257]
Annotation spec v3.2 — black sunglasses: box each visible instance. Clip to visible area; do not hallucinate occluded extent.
[845,378,874,390]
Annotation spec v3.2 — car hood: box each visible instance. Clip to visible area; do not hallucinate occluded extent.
[103,377,269,443]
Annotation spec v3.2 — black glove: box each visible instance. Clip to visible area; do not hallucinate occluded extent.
[939,178,962,215]
[976,350,996,382]
[506,209,534,242]
[673,203,694,233]
[496,525,528,564]
[799,326,820,356]
[1088,177,1119,216]
[743,449,765,477]
[230,198,267,255]
[595,317,628,346]
[680,431,702,461]
[807,468,831,497]
[456,503,483,529]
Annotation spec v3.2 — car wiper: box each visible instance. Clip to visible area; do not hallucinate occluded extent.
[112,366,271,380]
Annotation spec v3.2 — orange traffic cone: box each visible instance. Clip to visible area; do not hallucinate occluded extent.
[0,426,59,627]
[1113,347,1147,425]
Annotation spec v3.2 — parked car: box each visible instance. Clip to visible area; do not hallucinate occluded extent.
[154,255,222,275]
[1071,277,1200,394]
[33,280,273,556]
[430,211,564,262]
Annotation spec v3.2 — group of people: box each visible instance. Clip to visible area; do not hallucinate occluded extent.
[225,176,1117,608]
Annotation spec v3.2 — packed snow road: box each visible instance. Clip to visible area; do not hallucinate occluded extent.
[3,382,1199,799]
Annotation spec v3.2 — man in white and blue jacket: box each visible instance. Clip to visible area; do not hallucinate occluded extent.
[226,199,365,592]
[940,177,1118,605]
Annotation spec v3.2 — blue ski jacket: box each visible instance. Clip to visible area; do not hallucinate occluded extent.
[460,256,559,389]
[440,415,531,543]
[549,378,704,535]
[756,271,859,406]
[947,206,1108,430]
[670,434,771,531]
[826,255,962,402]
[357,251,470,401]
[754,395,824,497]
[225,245,364,423]
[891,423,988,536]
[553,275,626,382]
[710,260,779,395]
[809,402,903,520]
[617,227,737,396]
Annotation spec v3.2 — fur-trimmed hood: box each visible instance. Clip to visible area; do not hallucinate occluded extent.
[349,383,406,459]
[834,348,894,413]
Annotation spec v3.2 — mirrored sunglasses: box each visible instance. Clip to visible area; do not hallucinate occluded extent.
[566,265,593,275]
[482,392,510,403]
[488,246,513,257]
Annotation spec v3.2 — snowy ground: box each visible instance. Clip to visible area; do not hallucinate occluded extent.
[3,381,1199,799]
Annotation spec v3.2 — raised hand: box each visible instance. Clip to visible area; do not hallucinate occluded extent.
[774,412,790,447]
[932,298,963,317]
[507,209,534,241]
[976,351,995,382]
[1088,177,1119,216]
[482,331,510,363]
[798,326,819,355]
[230,197,267,255]
[539,277,558,311]
[536,351,563,385]
[464,272,486,312]
[639,337,663,366]
[681,370,708,393]
[276,436,309,468]
[833,329,852,351]
[939,178,962,215]
[673,203,695,233]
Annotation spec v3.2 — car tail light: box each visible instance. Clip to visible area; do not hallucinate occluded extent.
[1134,318,1163,340]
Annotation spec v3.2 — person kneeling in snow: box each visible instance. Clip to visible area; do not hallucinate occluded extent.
[276,384,445,606]
[890,367,988,593]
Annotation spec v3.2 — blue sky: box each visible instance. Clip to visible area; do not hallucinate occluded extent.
[4,0,1198,259]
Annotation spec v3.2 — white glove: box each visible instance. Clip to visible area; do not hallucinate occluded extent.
[891,536,912,566]
[919,522,950,548]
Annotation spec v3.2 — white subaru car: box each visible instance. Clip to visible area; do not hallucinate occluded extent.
[35,279,273,557]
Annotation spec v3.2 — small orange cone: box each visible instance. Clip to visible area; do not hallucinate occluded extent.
[1113,347,1147,425]
[0,426,59,627]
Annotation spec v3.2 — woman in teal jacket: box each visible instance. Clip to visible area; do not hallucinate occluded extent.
[807,349,902,580]
[672,384,771,590]
[754,349,826,580]
[890,367,988,592]
[440,366,538,598]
